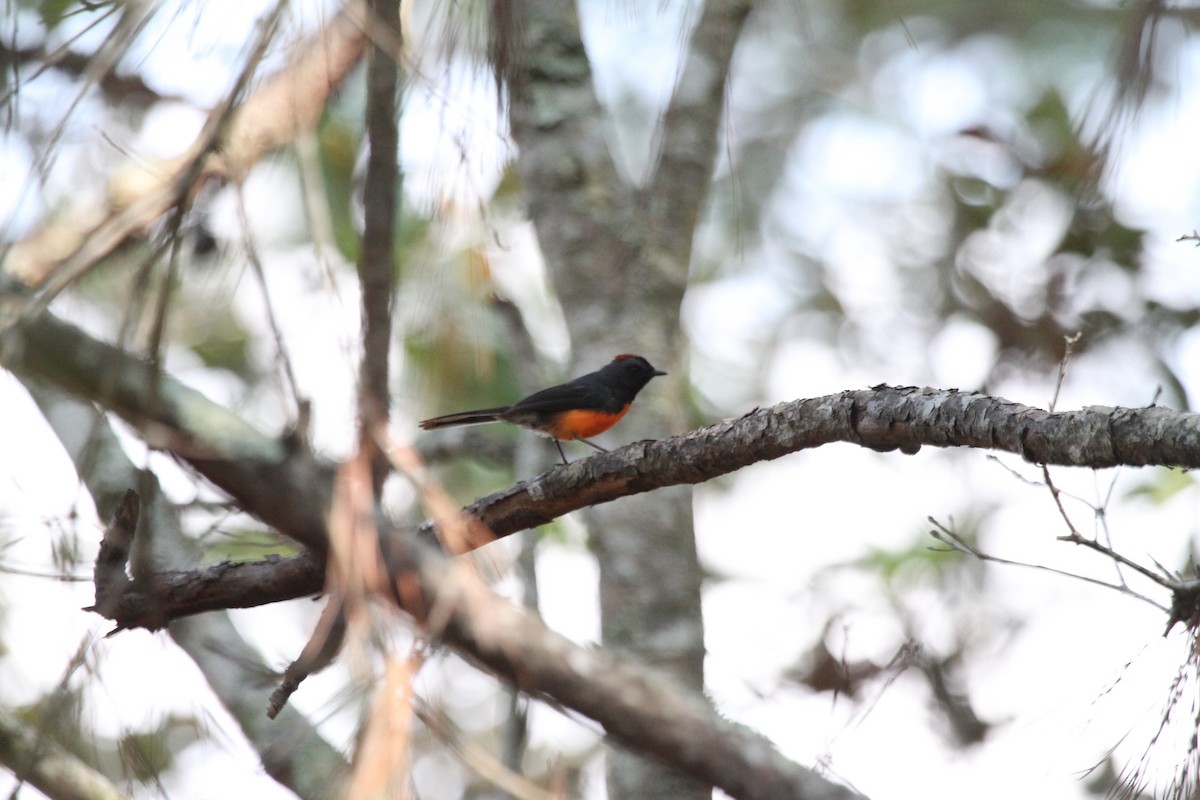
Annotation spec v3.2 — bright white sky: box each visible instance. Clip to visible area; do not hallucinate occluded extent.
[4,1,1200,799]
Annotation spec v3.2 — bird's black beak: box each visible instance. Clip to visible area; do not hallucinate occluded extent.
[654,369,667,377]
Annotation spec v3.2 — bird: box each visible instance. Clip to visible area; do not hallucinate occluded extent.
[419,354,667,464]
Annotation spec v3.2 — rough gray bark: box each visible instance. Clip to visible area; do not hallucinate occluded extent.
[9,285,1200,798]
[8,299,1200,607]
[498,2,753,795]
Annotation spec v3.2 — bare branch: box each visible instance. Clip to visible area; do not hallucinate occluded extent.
[91,495,865,800]
[25,379,350,797]
[0,709,129,800]
[9,292,1200,568]
[1040,465,1174,590]
[649,0,755,265]
[90,489,138,618]
[928,518,1167,611]
[1049,332,1081,413]
[357,0,402,488]
[386,532,863,800]
[2,1,369,294]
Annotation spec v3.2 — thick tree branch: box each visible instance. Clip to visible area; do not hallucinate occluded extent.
[0,281,333,555]
[408,546,863,800]
[15,310,1195,800]
[86,490,863,800]
[58,380,1200,626]
[7,296,1200,623]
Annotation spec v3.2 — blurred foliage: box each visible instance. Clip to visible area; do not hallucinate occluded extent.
[863,525,975,588]
[1124,468,1195,506]
[199,527,304,563]
[31,0,89,30]
[318,114,366,263]
[116,715,200,783]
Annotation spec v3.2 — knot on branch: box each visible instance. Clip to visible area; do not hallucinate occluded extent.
[852,385,924,455]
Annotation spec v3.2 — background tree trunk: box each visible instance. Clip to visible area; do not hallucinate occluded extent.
[498,1,752,795]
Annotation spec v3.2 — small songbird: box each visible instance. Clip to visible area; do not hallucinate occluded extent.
[419,354,667,464]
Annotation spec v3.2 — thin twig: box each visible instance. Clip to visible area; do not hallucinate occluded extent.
[415,698,560,800]
[928,517,1167,611]
[235,187,304,416]
[1040,465,1173,589]
[1050,332,1082,413]
[9,0,291,316]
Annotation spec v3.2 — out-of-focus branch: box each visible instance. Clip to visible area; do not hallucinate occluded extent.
[86,487,865,800]
[0,709,128,800]
[397,540,865,800]
[3,0,369,293]
[647,0,755,278]
[219,1,370,180]
[357,0,402,488]
[26,379,351,799]
[0,281,333,555]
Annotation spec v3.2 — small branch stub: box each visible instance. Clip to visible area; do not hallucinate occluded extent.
[90,489,139,620]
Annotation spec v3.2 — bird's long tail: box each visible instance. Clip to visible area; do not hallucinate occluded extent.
[418,407,509,430]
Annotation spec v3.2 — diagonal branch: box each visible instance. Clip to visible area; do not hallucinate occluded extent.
[86,488,865,800]
[3,1,369,294]
[25,378,350,798]
[0,276,333,555]
[14,307,1199,800]
[0,708,129,800]
[7,291,1200,579]
[405,540,865,800]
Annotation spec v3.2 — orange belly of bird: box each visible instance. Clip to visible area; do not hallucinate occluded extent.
[543,405,631,440]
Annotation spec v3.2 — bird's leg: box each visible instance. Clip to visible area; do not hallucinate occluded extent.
[554,439,569,465]
[578,438,609,453]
